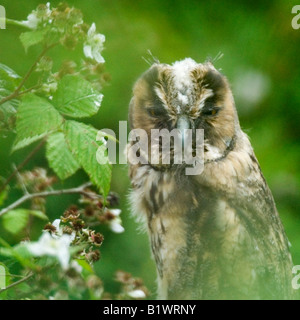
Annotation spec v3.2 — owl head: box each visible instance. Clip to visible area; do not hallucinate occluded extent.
[128,58,241,170]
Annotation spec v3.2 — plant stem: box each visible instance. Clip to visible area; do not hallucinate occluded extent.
[0,182,97,217]
[0,85,41,106]
[0,43,57,106]
[5,18,32,29]
[0,272,34,294]
[0,137,47,194]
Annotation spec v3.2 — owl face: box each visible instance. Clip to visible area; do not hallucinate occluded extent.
[129,58,240,169]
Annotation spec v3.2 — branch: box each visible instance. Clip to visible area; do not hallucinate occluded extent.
[0,272,33,294]
[0,43,57,106]
[0,182,98,217]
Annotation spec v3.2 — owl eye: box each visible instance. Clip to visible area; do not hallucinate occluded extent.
[202,108,220,117]
[150,109,156,116]
[202,108,218,116]
[201,103,221,117]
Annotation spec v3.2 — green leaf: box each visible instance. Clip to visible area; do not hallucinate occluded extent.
[0,63,21,91]
[46,132,80,180]
[0,237,37,270]
[0,98,18,118]
[0,247,13,258]
[13,135,46,152]
[12,243,32,260]
[0,97,19,137]
[75,259,94,274]
[0,64,21,127]
[2,209,48,234]
[19,30,46,52]
[52,75,103,118]
[13,94,63,151]
[2,209,29,234]
[64,120,111,197]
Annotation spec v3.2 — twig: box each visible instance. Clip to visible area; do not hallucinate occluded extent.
[0,272,33,294]
[0,43,57,106]
[0,85,41,106]
[16,84,42,98]
[0,137,47,194]
[0,182,97,217]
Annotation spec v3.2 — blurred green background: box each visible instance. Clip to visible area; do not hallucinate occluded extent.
[0,0,300,298]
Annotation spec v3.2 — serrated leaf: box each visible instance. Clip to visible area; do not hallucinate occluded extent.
[0,63,21,81]
[64,120,111,197]
[1,209,47,234]
[0,98,18,117]
[0,64,21,113]
[52,75,103,118]
[46,132,80,180]
[13,135,47,152]
[0,63,21,92]
[13,94,63,152]
[0,98,19,138]
[19,30,46,52]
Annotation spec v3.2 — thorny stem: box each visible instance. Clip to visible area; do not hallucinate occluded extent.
[0,182,99,217]
[0,137,47,194]
[0,272,34,294]
[0,43,57,106]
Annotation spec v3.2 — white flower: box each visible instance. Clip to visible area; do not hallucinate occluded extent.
[83,23,105,63]
[22,3,51,30]
[52,219,61,232]
[110,209,121,216]
[49,219,75,241]
[23,12,40,29]
[26,231,73,270]
[110,220,125,233]
[127,289,146,299]
[108,209,125,234]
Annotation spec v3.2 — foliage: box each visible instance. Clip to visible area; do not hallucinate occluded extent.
[0,3,148,300]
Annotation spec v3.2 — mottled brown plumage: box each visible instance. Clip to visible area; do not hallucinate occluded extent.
[128,58,294,299]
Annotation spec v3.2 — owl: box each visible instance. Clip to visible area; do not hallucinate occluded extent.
[127,58,294,300]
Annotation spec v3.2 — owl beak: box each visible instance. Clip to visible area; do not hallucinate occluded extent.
[176,115,191,148]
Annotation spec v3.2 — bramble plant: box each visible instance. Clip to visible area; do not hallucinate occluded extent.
[0,3,148,300]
